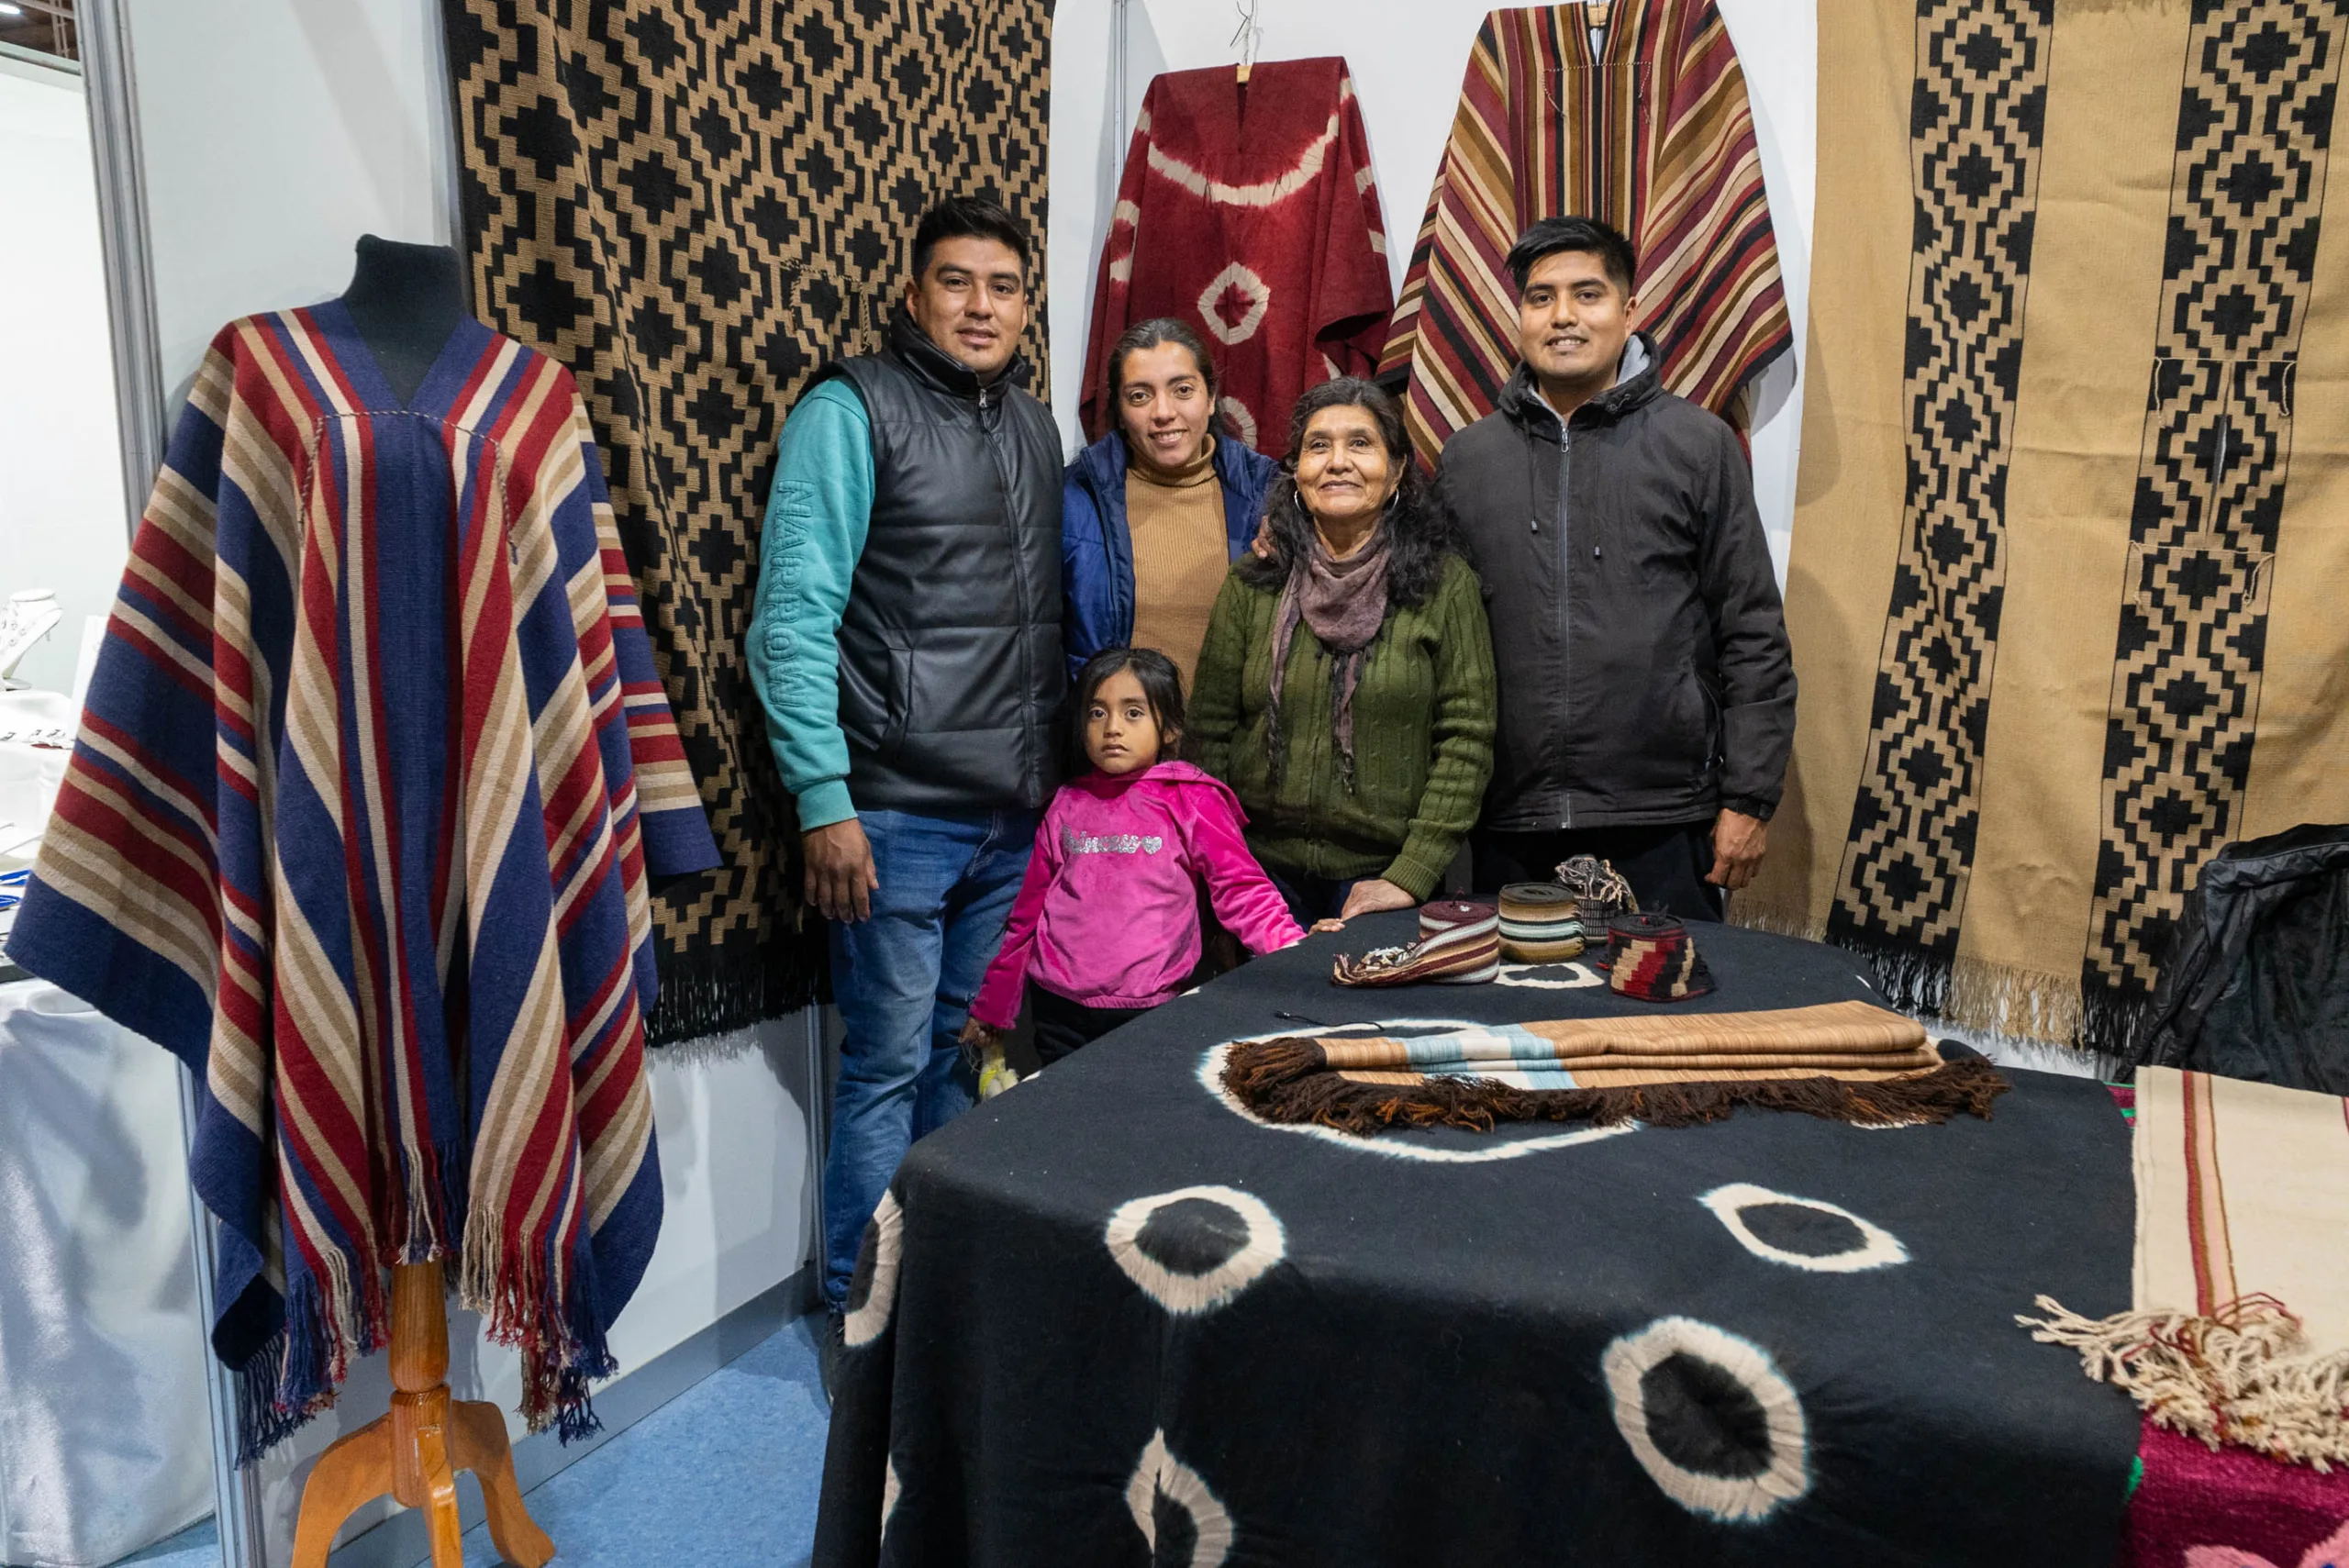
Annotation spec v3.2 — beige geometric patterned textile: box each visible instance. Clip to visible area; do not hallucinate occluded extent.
[442,0,1053,1039]
[1744,0,2349,1054]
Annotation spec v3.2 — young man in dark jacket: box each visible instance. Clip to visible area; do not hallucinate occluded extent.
[1436,217,1795,919]
[746,197,1063,1385]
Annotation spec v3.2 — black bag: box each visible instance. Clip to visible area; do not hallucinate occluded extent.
[2131,822,2349,1093]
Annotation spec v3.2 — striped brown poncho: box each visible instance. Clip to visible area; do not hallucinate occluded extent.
[1377,0,1791,464]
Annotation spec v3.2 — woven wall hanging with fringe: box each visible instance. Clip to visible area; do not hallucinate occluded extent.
[441,0,1052,1040]
[1740,0,2349,1056]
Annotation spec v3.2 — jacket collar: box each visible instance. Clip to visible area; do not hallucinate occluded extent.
[1497,329,1664,436]
[1074,758,1244,812]
[885,306,1032,401]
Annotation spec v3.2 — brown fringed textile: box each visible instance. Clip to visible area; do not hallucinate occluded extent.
[441,0,1052,1040]
[1224,1000,2009,1132]
[1741,0,2349,1055]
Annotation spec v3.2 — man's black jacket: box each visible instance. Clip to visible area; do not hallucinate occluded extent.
[1433,335,1795,833]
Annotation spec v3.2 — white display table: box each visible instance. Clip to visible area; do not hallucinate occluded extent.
[0,979,214,1566]
[0,683,214,1566]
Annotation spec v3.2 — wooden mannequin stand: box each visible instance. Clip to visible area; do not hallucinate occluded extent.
[290,1261,555,1568]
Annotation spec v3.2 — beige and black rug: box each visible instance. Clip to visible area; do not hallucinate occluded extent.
[1744,0,2349,1054]
[441,0,1053,1039]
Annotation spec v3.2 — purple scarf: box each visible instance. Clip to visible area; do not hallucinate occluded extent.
[1267,528,1392,788]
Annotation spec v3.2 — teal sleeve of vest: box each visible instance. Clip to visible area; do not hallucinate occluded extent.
[748,380,874,831]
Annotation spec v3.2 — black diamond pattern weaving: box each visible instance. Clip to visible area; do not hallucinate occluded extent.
[2082,0,2346,1050]
[1827,0,2056,1010]
[441,0,1054,1040]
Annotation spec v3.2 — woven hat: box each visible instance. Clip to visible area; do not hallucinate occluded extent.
[1604,913,1715,1002]
[1332,901,1499,986]
[1497,882,1585,963]
[1419,899,1494,934]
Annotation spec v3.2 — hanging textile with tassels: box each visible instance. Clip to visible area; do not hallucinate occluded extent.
[440,0,1054,1039]
[2021,1066,2349,1470]
[1738,0,2349,1055]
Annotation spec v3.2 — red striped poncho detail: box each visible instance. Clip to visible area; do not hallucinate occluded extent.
[1083,57,1395,455]
[1378,0,1792,466]
[6,304,718,1457]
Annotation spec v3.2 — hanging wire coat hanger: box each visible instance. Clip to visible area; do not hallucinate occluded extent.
[1231,0,1263,82]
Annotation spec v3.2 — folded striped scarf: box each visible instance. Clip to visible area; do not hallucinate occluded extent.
[1498,883,1584,962]
[5,306,719,1459]
[1331,900,1499,985]
[1226,1000,2009,1132]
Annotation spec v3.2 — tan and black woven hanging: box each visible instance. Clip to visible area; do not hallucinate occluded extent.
[441,0,1052,1040]
[1744,0,2349,1055]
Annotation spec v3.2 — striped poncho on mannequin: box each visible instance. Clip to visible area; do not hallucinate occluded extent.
[1378,0,1791,465]
[5,305,718,1457]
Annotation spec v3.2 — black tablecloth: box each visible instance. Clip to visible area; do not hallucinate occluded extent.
[814,916,2139,1567]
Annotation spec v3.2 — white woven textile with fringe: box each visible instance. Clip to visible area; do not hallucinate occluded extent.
[2020,1066,2349,1469]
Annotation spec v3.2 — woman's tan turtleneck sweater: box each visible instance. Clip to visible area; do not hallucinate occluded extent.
[1124,439,1228,689]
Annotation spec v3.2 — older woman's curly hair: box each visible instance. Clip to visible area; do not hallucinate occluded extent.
[1237,377,1456,608]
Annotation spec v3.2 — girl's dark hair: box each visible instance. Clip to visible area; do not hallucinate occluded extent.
[1238,377,1455,608]
[1106,317,1222,423]
[1067,647,1186,776]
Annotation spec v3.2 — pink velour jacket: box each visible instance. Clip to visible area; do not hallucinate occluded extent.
[970,760,1306,1029]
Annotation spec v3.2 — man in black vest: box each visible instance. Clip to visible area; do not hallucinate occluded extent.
[1437,217,1795,918]
[748,198,1063,1387]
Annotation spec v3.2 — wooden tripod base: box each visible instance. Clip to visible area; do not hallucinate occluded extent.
[290,1261,554,1568]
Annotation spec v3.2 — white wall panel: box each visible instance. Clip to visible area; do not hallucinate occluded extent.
[0,57,130,696]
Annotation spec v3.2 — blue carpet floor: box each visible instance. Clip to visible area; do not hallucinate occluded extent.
[114,1516,216,1566]
[109,1314,830,1568]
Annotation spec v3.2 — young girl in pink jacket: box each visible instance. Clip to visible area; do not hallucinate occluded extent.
[961,647,1306,1073]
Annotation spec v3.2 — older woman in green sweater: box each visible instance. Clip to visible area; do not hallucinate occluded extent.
[1189,379,1497,926]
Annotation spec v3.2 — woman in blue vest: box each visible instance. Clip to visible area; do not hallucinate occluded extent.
[1063,319,1277,688]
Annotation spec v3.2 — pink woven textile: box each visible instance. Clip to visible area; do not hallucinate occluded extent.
[2125,1421,2349,1567]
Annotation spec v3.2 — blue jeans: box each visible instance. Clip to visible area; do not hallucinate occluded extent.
[821,806,1038,1308]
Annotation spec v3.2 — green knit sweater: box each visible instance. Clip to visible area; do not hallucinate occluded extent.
[1189,552,1497,900]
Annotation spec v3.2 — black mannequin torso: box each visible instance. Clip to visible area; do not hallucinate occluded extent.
[340,236,468,405]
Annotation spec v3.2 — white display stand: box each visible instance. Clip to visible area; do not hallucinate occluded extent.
[0,978,213,1567]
